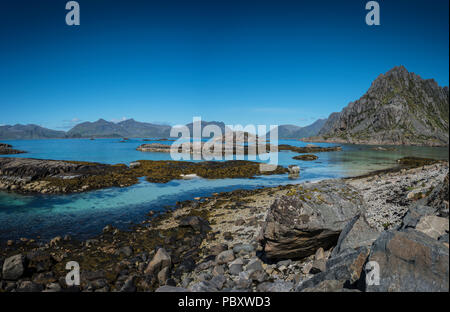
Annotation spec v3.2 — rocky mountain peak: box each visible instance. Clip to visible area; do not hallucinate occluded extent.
[314,66,449,146]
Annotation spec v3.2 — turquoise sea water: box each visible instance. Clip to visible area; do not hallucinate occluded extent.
[0,138,448,242]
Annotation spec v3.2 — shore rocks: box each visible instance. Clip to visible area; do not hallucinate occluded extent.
[145,248,171,276]
[331,214,380,257]
[293,154,318,161]
[260,180,363,260]
[0,143,25,155]
[216,250,235,264]
[179,216,211,233]
[365,229,449,292]
[2,254,25,280]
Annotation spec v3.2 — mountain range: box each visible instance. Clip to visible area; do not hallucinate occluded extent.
[2,66,448,145]
[0,124,66,140]
[267,119,327,139]
[306,66,449,146]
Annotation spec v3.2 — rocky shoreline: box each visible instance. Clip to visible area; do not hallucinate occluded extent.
[0,157,287,194]
[302,136,449,147]
[0,160,448,292]
[0,143,25,155]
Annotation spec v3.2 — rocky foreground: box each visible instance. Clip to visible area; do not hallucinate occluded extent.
[0,160,448,292]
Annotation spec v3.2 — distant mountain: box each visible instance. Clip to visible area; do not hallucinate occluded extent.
[66,119,171,138]
[309,66,449,146]
[0,124,66,140]
[184,120,229,138]
[268,119,327,139]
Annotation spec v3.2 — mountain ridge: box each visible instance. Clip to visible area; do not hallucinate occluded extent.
[306,66,449,146]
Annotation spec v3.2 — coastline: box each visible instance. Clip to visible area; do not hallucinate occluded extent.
[301,136,449,148]
[1,160,448,292]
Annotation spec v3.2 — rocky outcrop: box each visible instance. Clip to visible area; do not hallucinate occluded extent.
[309,66,449,146]
[260,180,363,260]
[0,143,25,155]
[293,154,318,161]
[278,145,342,153]
[0,157,288,194]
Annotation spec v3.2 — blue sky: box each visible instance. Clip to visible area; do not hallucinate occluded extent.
[0,0,448,130]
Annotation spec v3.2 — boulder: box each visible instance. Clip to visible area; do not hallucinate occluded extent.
[365,229,449,292]
[144,248,171,276]
[415,216,449,240]
[296,246,369,292]
[401,205,438,229]
[216,250,235,264]
[331,214,380,257]
[179,216,212,233]
[260,180,363,260]
[2,254,25,280]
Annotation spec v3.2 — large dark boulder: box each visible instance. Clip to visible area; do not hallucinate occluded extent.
[260,180,363,260]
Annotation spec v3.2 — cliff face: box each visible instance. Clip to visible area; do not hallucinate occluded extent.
[316,66,449,146]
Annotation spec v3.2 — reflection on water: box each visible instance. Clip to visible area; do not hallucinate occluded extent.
[0,139,448,241]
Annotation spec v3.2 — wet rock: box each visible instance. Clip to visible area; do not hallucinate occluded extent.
[365,229,449,292]
[293,155,318,161]
[2,254,25,280]
[287,165,300,174]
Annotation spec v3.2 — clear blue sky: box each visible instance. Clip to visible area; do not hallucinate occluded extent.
[0,0,448,130]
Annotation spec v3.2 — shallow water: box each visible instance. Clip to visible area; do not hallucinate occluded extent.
[0,138,448,241]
